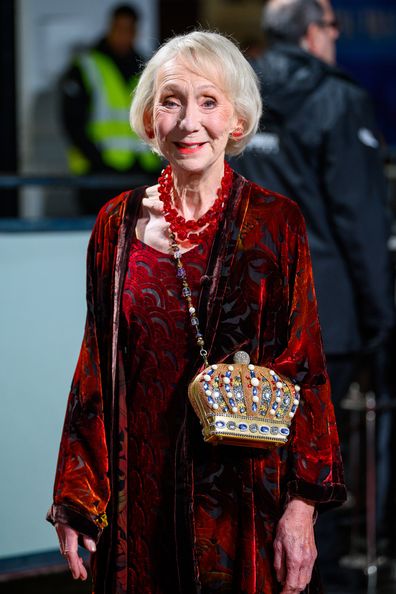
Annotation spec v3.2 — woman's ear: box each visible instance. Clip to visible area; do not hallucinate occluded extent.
[143,111,155,139]
[231,116,246,138]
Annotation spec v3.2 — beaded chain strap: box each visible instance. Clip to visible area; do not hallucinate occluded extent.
[161,163,301,448]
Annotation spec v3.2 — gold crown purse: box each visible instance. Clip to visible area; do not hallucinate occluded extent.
[168,230,301,449]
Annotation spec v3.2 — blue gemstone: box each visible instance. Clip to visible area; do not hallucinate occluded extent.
[280,428,290,436]
[283,397,290,405]
[215,421,225,428]
[260,411,266,416]
[252,403,258,412]
[182,287,191,297]
[260,425,270,433]
[207,396,214,404]
[207,369,214,375]
[226,371,232,377]
[229,398,236,407]
[223,407,229,413]
[240,407,246,413]
[238,423,248,431]
[272,403,278,410]
[291,405,297,412]
[203,383,209,389]
[177,268,186,278]
[225,385,231,392]
[253,387,258,396]
[191,317,199,326]
[276,389,282,397]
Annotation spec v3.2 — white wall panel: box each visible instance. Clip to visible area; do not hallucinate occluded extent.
[0,230,90,557]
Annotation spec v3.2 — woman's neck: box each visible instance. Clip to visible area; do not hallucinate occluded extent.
[171,160,225,221]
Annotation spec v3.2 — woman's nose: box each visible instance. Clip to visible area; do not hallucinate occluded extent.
[178,102,200,132]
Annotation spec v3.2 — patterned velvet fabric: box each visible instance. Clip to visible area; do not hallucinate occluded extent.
[120,236,214,592]
[48,170,346,593]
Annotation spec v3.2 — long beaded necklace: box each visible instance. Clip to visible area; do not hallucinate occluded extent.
[169,229,209,366]
[158,161,233,242]
[159,162,233,365]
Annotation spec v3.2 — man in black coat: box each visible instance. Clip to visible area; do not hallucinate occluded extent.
[233,0,394,406]
[231,0,395,583]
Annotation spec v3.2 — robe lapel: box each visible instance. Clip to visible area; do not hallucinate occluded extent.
[197,172,252,365]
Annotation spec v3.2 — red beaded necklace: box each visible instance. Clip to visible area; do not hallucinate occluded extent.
[157,161,233,242]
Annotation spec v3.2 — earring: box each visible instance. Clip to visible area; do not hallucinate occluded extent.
[231,129,243,139]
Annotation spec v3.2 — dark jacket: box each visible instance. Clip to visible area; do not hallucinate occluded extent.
[231,43,395,355]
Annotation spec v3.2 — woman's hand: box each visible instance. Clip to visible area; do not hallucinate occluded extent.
[273,498,317,593]
[55,523,96,580]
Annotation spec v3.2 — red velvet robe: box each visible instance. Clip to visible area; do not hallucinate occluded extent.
[48,171,346,593]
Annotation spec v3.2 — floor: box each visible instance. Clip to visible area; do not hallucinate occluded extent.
[2,563,396,594]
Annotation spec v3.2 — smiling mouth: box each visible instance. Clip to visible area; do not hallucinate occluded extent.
[174,142,206,151]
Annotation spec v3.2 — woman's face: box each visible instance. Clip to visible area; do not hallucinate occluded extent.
[149,58,239,176]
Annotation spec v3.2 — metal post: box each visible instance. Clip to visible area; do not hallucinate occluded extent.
[366,391,377,593]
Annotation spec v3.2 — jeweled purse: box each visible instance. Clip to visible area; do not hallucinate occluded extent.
[188,351,301,448]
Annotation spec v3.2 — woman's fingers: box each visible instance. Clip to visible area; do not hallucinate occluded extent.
[66,550,88,580]
[279,552,302,593]
[82,535,96,552]
[273,535,287,585]
[275,498,317,593]
[279,535,316,593]
[55,523,88,580]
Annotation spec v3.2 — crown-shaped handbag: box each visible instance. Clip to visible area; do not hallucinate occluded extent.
[167,228,301,449]
[188,351,300,448]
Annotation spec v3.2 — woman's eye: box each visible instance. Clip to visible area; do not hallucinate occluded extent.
[163,98,180,108]
[202,98,216,108]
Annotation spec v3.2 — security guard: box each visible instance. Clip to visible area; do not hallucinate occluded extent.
[61,4,161,213]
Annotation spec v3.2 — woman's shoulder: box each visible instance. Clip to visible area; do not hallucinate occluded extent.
[94,187,146,235]
[243,177,306,231]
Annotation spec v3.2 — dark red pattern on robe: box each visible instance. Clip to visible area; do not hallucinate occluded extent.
[120,237,213,592]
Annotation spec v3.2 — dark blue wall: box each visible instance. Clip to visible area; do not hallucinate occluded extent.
[333,0,396,150]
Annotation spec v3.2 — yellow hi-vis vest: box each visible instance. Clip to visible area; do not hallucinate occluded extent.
[69,50,160,174]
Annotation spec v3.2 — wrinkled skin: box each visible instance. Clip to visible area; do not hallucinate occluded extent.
[274,499,317,593]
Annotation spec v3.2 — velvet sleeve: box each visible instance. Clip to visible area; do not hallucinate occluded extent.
[273,208,347,510]
[47,218,111,541]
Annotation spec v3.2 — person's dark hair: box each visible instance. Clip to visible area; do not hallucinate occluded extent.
[262,0,324,44]
[111,4,139,23]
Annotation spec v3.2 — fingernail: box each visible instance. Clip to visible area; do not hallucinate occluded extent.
[88,542,96,552]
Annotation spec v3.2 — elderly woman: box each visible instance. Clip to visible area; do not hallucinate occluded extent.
[48,31,346,594]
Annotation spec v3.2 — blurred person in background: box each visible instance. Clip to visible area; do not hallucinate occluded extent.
[231,0,395,582]
[60,3,161,214]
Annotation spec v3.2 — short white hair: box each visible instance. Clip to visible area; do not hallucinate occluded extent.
[130,30,262,157]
